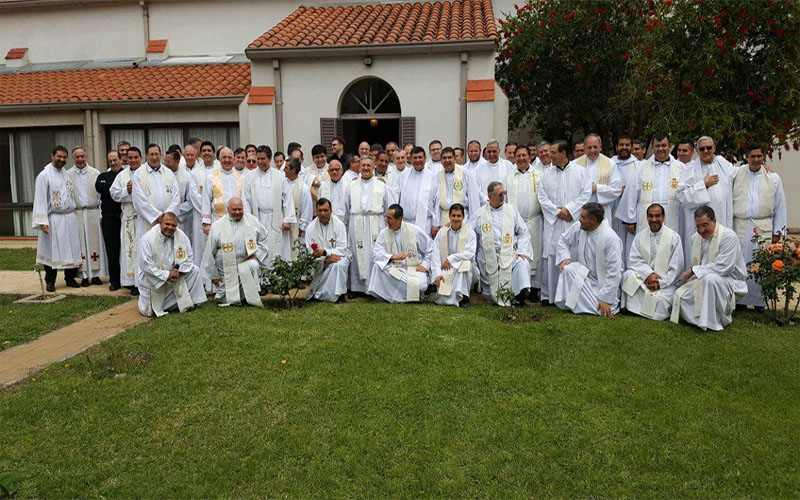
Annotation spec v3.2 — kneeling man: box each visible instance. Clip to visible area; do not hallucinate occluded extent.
[432,203,476,307]
[305,198,350,302]
[622,203,684,320]
[137,212,206,317]
[671,206,747,331]
[472,181,533,306]
[368,204,433,303]
[203,197,269,307]
[555,202,623,316]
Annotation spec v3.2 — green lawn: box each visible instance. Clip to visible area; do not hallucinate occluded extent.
[1,302,798,498]
[0,248,37,271]
[0,294,129,350]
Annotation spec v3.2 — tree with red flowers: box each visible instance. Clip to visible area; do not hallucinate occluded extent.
[496,0,800,158]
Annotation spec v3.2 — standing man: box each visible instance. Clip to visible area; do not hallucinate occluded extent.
[398,146,436,236]
[533,141,552,169]
[671,206,747,331]
[554,202,623,316]
[305,198,350,303]
[358,141,371,160]
[110,147,143,295]
[203,197,269,307]
[621,203,684,320]
[344,156,396,295]
[432,203,476,307]
[311,159,347,222]
[537,140,592,305]
[374,150,400,195]
[329,137,346,165]
[572,142,584,159]
[96,150,123,291]
[368,204,433,303]
[633,141,647,161]
[454,147,466,166]
[201,147,248,232]
[616,133,683,251]
[199,141,221,172]
[572,134,623,223]
[732,145,787,310]
[306,144,330,185]
[132,144,180,241]
[116,141,131,167]
[432,147,481,233]
[506,146,544,301]
[32,146,82,291]
[182,144,207,278]
[67,146,107,286]
[284,158,313,260]
[676,140,695,166]
[676,135,735,262]
[464,140,485,175]
[164,150,193,237]
[472,182,533,306]
[426,140,443,171]
[475,140,514,205]
[611,135,641,265]
[504,142,517,162]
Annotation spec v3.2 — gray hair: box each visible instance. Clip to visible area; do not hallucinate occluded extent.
[486,139,500,148]
[697,136,715,146]
[359,156,375,166]
[487,180,504,195]
[582,202,605,224]
[538,141,551,148]
[694,205,716,221]
[584,133,602,146]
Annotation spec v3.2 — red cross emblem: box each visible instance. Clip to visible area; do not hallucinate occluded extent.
[91,252,99,262]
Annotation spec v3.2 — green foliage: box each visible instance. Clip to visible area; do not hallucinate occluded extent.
[0,470,17,499]
[497,0,800,158]
[260,240,319,307]
[748,232,800,324]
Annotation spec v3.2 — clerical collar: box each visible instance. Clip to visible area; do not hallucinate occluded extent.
[147,164,161,172]
[516,165,530,173]
[654,158,670,166]
[75,166,87,173]
[489,204,504,211]
[554,161,568,171]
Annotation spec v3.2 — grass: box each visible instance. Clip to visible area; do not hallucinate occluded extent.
[0,294,129,350]
[0,248,37,271]
[0,302,798,498]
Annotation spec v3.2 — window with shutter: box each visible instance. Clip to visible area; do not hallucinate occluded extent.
[320,118,342,147]
[400,117,416,146]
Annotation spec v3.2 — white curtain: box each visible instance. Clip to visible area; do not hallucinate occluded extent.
[110,129,146,154]
[148,128,184,152]
[229,127,240,149]
[54,129,84,158]
[11,132,35,236]
[187,127,228,150]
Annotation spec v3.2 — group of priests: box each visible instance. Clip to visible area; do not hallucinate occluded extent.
[32,132,786,331]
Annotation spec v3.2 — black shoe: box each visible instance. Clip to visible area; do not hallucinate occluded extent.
[528,288,541,303]
[754,306,765,313]
[130,287,140,297]
[335,295,347,303]
[459,297,471,308]
[65,280,81,288]
[109,284,120,292]
[541,299,551,307]
[513,291,528,307]
[735,304,747,312]
[45,282,55,293]
[80,278,90,287]
[91,277,102,285]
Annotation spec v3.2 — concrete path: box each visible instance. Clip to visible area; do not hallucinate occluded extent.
[0,270,130,297]
[0,300,148,388]
[0,238,36,249]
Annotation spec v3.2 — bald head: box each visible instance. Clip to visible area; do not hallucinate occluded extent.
[227,197,244,221]
[220,147,234,171]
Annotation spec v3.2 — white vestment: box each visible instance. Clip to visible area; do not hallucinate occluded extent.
[136,225,206,317]
[201,167,248,225]
[317,178,347,222]
[172,166,194,239]
[375,164,401,199]
[554,221,623,315]
[537,163,592,301]
[506,164,544,286]
[432,165,481,227]
[677,155,735,262]
[573,154,624,225]
[67,164,107,279]
[110,167,137,286]
[183,163,207,270]
[132,164,180,240]
[287,177,313,260]
[368,222,433,303]
[245,167,297,267]
[32,163,82,269]
[398,167,436,235]
[732,166,787,306]
[463,157,485,176]
[344,176,396,292]
[621,226,683,320]
[305,216,350,302]
[475,159,514,206]
[431,225,476,306]
[471,203,533,305]
[203,213,269,306]
[611,155,642,266]
[670,225,747,331]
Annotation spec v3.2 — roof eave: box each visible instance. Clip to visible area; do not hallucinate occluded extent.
[245,39,497,60]
[0,95,244,113]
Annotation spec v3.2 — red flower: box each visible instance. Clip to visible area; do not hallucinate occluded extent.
[713,16,721,24]
[686,119,694,127]
[576,61,584,70]
[623,52,630,60]
[647,46,653,53]
[703,67,715,76]
[716,39,724,48]
[646,25,653,32]
[685,82,693,89]
[795,143,800,151]
[310,243,319,250]
[746,90,754,97]
[564,11,575,19]
[665,0,672,5]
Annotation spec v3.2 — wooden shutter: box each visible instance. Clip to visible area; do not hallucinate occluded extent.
[320,118,342,147]
[400,116,416,146]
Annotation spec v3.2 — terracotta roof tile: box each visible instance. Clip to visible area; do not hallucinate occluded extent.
[146,39,168,53]
[0,63,250,106]
[248,0,497,49]
[5,47,27,60]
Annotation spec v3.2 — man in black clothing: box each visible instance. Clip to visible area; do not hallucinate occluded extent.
[95,150,123,291]
[328,136,346,164]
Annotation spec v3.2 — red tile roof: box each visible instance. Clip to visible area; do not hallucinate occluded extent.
[146,39,168,53]
[5,47,27,60]
[0,63,251,106]
[248,0,497,49]
[247,86,275,105]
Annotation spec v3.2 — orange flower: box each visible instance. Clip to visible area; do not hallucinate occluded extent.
[772,260,784,272]
[796,248,800,259]
[768,243,783,253]
[751,263,760,273]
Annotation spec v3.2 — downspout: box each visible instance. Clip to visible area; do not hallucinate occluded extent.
[84,109,95,165]
[459,52,468,148]
[273,59,284,151]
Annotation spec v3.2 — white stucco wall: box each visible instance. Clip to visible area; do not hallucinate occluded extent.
[767,149,799,230]
[0,4,144,63]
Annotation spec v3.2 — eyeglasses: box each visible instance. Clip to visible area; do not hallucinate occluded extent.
[698,146,713,152]
[247,159,257,164]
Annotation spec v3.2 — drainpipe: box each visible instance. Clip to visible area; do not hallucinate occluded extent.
[459,52,468,148]
[273,59,284,150]
[140,0,150,52]
[91,109,103,169]
[84,109,95,165]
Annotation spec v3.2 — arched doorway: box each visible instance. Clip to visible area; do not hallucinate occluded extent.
[339,78,400,149]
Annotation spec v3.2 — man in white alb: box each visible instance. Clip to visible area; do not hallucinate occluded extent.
[305,198,350,303]
[132,143,181,242]
[398,146,436,236]
[431,203,476,307]
[67,146,107,286]
[475,140,513,204]
[110,146,143,295]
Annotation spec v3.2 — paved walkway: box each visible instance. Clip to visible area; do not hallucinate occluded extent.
[0,300,148,387]
[0,238,37,249]
[0,270,131,297]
